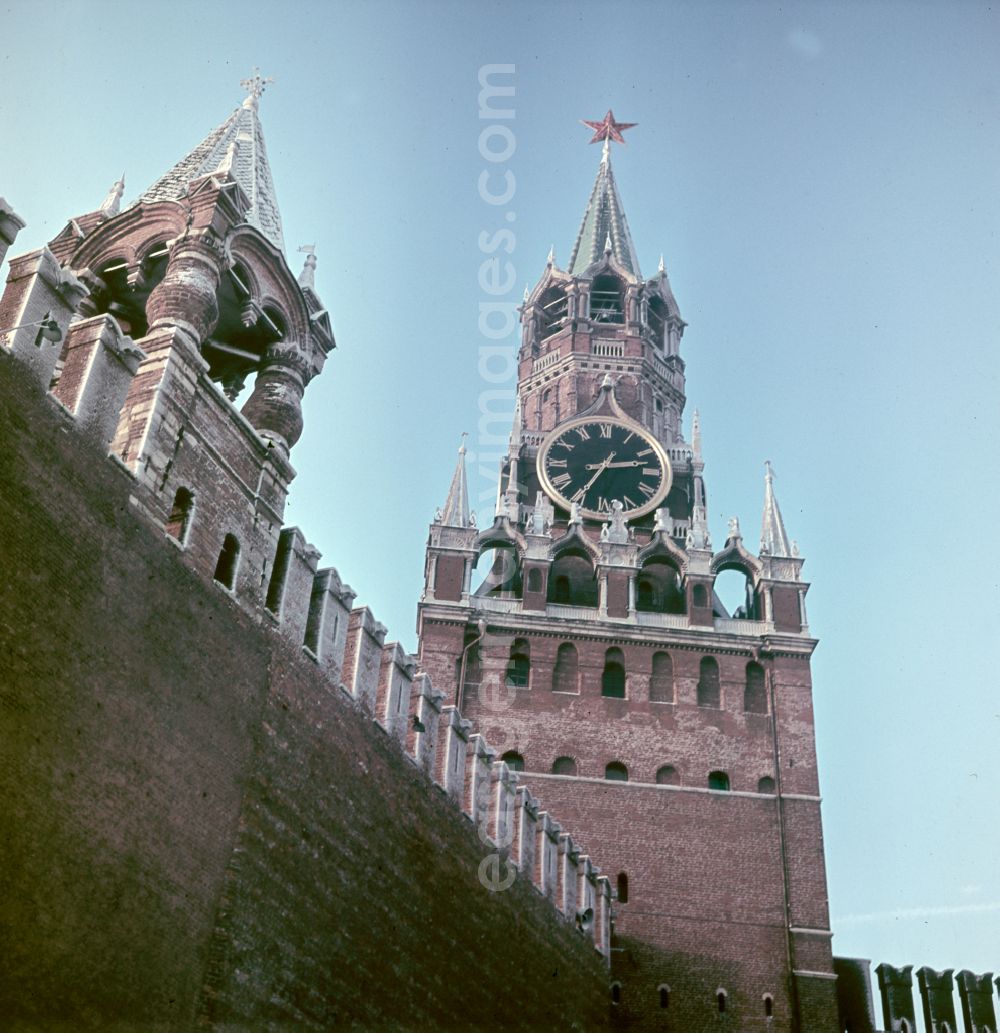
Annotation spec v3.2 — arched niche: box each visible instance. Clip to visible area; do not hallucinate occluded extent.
[547,548,597,607]
[473,543,522,598]
[636,556,685,614]
[589,272,624,323]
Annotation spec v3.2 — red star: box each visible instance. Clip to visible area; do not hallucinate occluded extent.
[580,110,637,145]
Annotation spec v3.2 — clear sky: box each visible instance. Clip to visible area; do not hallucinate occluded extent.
[4,0,999,1018]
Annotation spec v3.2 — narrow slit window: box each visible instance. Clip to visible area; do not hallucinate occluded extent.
[213,534,240,591]
[165,487,194,545]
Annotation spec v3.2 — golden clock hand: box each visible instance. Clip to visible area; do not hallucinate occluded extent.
[580,452,615,492]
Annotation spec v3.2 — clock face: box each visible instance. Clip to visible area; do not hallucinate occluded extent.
[537,416,672,520]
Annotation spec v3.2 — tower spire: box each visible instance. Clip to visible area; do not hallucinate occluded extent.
[439,434,472,528]
[133,72,285,251]
[568,111,641,277]
[759,460,792,557]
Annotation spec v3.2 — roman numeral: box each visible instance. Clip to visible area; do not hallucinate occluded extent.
[574,427,591,441]
[551,473,571,488]
[623,432,634,444]
[598,424,612,438]
[642,467,659,477]
[597,497,611,512]
[622,495,637,509]
[638,482,656,499]
[547,458,568,468]
[636,448,654,457]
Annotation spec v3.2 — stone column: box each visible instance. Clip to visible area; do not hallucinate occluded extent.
[144,235,222,348]
[241,343,310,452]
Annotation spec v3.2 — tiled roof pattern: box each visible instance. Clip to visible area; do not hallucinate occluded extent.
[568,156,640,278]
[134,102,285,252]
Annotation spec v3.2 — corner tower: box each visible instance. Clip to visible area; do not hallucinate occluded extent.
[0,74,335,610]
[417,114,838,1031]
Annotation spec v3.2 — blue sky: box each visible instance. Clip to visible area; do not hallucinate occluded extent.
[4,0,999,1014]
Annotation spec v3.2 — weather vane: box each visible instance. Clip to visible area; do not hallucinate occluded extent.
[241,67,275,105]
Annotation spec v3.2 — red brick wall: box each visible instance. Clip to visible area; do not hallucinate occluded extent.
[419,617,838,1031]
[0,354,611,1030]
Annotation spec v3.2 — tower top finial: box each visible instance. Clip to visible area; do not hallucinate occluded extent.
[99,173,126,217]
[241,67,274,109]
[580,110,637,147]
[297,244,317,290]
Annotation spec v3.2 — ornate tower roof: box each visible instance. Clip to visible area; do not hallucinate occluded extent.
[568,112,641,278]
[439,435,472,528]
[760,461,793,557]
[133,71,285,252]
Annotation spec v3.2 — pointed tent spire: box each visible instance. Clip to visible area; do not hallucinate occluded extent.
[568,117,641,277]
[99,174,125,217]
[658,253,665,275]
[133,71,285,251]
[760,461,793,557]
[440,434,472,528]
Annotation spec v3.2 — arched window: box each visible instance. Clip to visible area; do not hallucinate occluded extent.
[605,761,628,782]
[717,989,728,1013]
[459,635,482,699]
[601,647,626,698]
[744,661,767,713]
[636,558,685,614]
[714,565,758,619]
[526,567,543,593]
[658,985,670,1009]
[213,534,240,590]
[537,284,569,339]
[473,544,521,597]
[757,775,776,794]
[649,651,674,703]
[616,872,629,903]
[610,982,622,1005]
[697,656,720,708]
[505,638,530,689]
[165,487,194,545]
[692,583,709,608]
[708,770,730,792]
[547,550,598,607]
[552,642,578,693]
[590,273,624,323]
[763,994,774,1017]
[648,295,668,349]
[552,756,577,775]
[655,764,679,786]
[501,749,524,772]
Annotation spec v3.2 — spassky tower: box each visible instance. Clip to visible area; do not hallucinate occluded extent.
[417,113,838,1031]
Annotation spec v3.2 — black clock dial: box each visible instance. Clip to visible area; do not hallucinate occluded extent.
[537,417,671,520]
